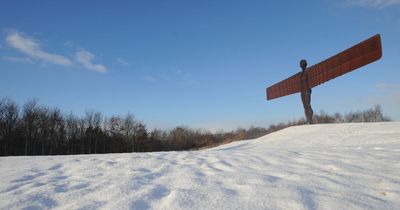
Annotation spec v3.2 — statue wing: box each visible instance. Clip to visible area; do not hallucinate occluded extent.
[266,71,301,100]
[307,34,382,89]
[266,34,382,101]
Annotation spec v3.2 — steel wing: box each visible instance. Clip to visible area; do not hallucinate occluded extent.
[266,34,382,100]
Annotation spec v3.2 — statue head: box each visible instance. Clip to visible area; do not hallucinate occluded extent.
[300,59,307,70]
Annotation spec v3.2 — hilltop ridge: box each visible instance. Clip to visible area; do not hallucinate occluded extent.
[0,122,399,210]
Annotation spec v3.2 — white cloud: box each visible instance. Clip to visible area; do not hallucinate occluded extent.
[116,58,129,66]
[5,32,73,66]
[75,50,108,73]
[345,0,400,8]
[144,75,157,82]
[63,40,76,48]
[3,56,33,63]
[5,30,108,73]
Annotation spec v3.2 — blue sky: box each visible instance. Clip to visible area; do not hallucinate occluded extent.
[1,0,399,131]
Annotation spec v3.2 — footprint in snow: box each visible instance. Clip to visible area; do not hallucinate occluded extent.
[48,164,63,171]
[12,172,46,183]
[130,200,150,210]
[147,185,170,200]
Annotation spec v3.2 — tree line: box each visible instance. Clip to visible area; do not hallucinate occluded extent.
[0,97,391,156]
[264,105,391,134]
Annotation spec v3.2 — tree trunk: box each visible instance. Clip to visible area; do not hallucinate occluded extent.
[25,135,28,156]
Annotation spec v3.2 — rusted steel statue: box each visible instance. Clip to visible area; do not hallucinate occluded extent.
[299,59,313,124]
[266,34,382,124]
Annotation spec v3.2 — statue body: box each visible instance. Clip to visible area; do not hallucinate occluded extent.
[300,60,313,124]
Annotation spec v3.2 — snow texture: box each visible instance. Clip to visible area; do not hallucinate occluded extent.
[1,122,399,210]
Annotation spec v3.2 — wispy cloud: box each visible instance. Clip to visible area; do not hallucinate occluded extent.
[116,58,129,66]
[345,0,400,8]
[173,68,196,85]
[2,56,33,63]
[143,68,196,84]
[5,30,108,73]
[75,50,108,73]
[375,83,400,89]
[5,31,73,66]
[143,75,157,82]
[63,40,76,48]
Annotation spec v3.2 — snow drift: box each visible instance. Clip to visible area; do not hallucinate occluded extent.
[0,122,399,210]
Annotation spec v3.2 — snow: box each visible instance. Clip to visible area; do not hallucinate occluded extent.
[1,122,399,210]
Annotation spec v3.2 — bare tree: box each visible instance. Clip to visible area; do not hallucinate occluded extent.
[0,97,394,156]
[65,113,79,154]
[109,115,123,137]
[84,110,96,153]
[48,108,64,155]
[22,99,41,155]
[122,113,137,152]
[135,122,147,152]
[0,98,19,155]
[92,112,102,153]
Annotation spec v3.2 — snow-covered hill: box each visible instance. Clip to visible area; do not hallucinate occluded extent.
[1,122,399,210]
